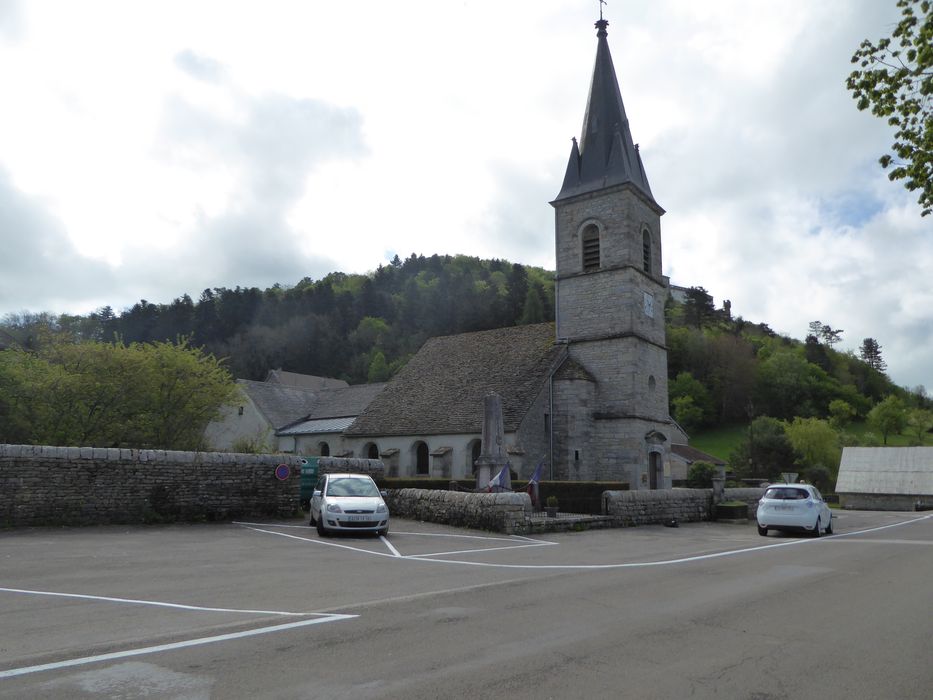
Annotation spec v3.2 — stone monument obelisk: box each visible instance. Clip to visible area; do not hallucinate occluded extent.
[474,393,510,491]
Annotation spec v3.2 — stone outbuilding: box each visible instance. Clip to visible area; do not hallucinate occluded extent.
[836,446,933,511]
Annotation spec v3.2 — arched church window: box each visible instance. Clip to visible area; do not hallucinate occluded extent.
[319,442,330,457]
[582,225,600,271]
[366,443,379,459]
[642,229,652,274]
[648,375,656,392]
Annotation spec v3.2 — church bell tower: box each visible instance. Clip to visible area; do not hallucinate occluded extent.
[550,17,672,488]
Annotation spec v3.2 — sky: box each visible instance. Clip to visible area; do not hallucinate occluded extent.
[0,0,930,392]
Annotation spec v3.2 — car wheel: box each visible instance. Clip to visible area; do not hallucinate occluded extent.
[316,518,328,537]
[757,524,768,536]
[825,516,833,535]
[812,517,822,538]
[377,528,388,538]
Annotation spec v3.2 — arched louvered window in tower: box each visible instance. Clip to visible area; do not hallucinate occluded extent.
[582,225,600,271]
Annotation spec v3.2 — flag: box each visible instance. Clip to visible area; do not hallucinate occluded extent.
[527,460,545,485]
[488,464,510,491]
[525,459,544,506]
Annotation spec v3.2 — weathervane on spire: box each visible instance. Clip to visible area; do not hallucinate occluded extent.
[599,0,607,21]
[596,0,609,34]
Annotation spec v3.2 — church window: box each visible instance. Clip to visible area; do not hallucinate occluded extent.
[642,229,652,273]
[582,225,600,271]
[648,375,656,392]
[414,441,429,475]
[365,443,379,459]
[319,442,330,457]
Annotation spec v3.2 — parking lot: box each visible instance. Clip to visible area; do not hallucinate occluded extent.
[2,509,932,698]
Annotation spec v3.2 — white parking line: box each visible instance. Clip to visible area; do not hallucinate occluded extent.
[0,614,357,680]
[381,535,402,557]
[0,587,326,617]
[239,514,932,571]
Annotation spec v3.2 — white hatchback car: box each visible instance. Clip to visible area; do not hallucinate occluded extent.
[757,483,833,537]
[309,473,389,537]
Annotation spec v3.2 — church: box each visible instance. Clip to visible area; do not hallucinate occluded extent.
[210,18,686,489]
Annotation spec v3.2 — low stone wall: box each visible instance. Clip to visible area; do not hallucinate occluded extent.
[602,487,765,526]
[839,493,929,511]
[385,488,531,534]
[723,488,766,518]
[0,444,302,527]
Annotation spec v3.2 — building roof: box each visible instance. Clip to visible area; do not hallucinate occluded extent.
[264,369,348,391]
[345,322,566,437]
[554,19,658,209]
[277,417,357,436]
[670,444,726,466]
[238,379,320,431]
[836,447,933,496]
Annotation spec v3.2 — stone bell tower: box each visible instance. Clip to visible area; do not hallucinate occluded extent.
[549,17,672,489]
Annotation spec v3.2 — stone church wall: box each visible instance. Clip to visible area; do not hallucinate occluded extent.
[385,488,531,535]
[0,443,301,527]
[603,487,765,525]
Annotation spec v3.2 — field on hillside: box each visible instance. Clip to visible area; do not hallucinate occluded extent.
[689,421,933,467]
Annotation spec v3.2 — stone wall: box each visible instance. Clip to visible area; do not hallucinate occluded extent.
[0,444,302,527]
[839,493,928,511]
[603,487,765,526]
[385,488,531,535]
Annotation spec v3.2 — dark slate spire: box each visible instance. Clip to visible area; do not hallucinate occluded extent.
[555,18,657,206]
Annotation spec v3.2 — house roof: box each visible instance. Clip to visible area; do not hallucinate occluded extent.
[238,380,320,431]
[277,417,357,436]
[670,444,726,466]
[836,447,933,496]
[345,322,566,437]
[303,383,386,420]
[554,19,658,209]
[264,369,348,391]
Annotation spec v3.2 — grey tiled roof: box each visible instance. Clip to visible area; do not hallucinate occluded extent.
[304,383,387,420]
[238,380,319,431]
[346,323,566,437]
[836,447,933,495]
[263,370,348,390]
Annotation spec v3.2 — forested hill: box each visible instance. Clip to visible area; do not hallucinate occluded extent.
[3,254,556,385]
[2,253,926,432]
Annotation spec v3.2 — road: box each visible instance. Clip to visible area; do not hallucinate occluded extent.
[1,510,931,698]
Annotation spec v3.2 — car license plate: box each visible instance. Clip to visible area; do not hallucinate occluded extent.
[776,505,793,511]
[345,515,369,521]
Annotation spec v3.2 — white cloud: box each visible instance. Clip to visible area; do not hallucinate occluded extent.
[0,0,929,392]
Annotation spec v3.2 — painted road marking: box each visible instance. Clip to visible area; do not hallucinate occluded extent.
[240,514,932,571]
[0,587,328,617]
[0,614,357,680]
[381,535,402,557]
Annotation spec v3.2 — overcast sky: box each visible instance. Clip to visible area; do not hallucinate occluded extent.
[0,0,930,392]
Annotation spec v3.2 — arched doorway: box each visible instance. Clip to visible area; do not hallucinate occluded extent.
[649,451,662,489]
[363,442,379,459]
[319,442,330,457]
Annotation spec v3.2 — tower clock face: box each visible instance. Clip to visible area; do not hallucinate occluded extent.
[643,291,654,318]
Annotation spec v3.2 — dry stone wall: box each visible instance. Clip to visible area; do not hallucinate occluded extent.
[603,487,765,525]
[385,488,531,534]
[0,444,302,527]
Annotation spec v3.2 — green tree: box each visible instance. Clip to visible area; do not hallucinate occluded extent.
[784,417,842,473]
[367,351,391,383]
[672,395,704,433]
[518,283,547,324]
[0,339,239,449]
[729,416,798,480]
[828,399,857,430]
[867,395,908,444]
[906,407,933,443]
[859,337,887,372]
[847,0,933,216]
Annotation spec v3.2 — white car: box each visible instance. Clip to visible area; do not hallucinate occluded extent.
[757,483,833,537]
[309,473,389,537]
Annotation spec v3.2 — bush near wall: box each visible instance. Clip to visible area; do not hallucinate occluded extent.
[380,478,628,514]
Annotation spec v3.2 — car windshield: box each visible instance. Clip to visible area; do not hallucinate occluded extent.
[764,487,810,500]
[326,477,380,498]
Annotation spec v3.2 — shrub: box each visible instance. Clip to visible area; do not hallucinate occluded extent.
[687,461,719,488]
